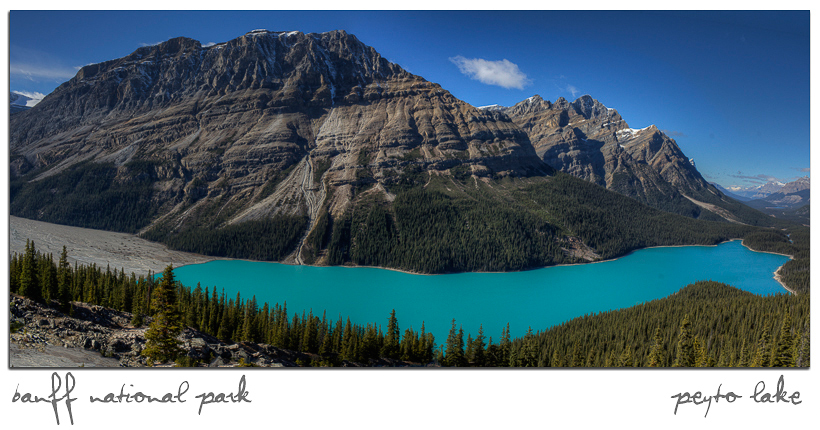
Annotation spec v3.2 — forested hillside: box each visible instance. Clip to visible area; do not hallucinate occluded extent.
[10,241,808,367]
[319,172,790,274]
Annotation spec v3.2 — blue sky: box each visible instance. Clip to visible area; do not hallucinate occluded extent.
[8,10,810,189]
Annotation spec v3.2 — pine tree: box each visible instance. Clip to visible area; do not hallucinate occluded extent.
[41,253,58,303]
[551,349,563,368]
[619,347,633,367]
[141,266,184,365]
[444,319,465,367]
[521,327,537,367]
[473,325,486,367]
[465,333,474,364]
[693,337,708,367]
[10,253,21,294]
[647,327,665,367]
[795,322,810,368]
[752,328,771,367]
[499,322,511,366]
[381,309,401,359]
[19,240,41,302]
[737,340,749,367]
[605,350,617,367]
[673,314,695,367]
[341,317,355,361]
[771,310,794,367]
[716,347,729,367]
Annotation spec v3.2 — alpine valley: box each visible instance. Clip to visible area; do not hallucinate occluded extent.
[8,28,811,369]
[10,29,797,275]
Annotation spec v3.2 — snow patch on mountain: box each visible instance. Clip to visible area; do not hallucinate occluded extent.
[11,91,45,108]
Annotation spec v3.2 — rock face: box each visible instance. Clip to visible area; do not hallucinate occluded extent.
[10,30,547,255]
[498,94,738,219]
[9,294,393,367]
[780,176,810,195]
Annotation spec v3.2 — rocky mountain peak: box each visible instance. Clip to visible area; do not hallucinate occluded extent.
[503,94,552,116]
[500,93,729,220]
[780,176,811,194]
[570,94,611,120]
[10,28,548,252]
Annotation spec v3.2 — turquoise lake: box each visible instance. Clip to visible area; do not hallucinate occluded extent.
[172,240,790,342]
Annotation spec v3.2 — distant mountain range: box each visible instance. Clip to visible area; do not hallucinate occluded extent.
[718,176,809,200]
[9,29,782,272]
[714,177,810,225]
[10,91,44,114]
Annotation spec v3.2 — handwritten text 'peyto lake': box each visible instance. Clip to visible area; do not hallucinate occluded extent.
[671,374,802,417]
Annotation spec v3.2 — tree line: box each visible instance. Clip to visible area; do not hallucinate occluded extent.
[10,240,808,367]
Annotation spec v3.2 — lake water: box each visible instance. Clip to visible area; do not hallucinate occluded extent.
[172,240,790,342]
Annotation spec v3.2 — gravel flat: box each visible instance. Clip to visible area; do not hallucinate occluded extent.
[10,343,122,368]
[9,216,215,276]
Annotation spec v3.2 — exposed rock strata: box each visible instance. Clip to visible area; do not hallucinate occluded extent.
[498,94,722,214]
[10,30,547,261]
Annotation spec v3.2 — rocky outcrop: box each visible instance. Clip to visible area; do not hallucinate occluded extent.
[9,294,422,367]
[10,30,547,255]
[498,94,739,219]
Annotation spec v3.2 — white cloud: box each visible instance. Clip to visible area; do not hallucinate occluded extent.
[449,55,531,90]
[10,63,77,81]
[202,42,217,47]
[563,84,580,97]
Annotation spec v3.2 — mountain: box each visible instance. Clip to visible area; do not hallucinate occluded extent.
[745,184,810,225]
[726,180,787,200]
[780,176,810,194]
[712,183,751,201]
[714,176,809,224]
[10,30,773,273]
[10,30,545,237]
[10,91,43,115]
[494,94,764,223]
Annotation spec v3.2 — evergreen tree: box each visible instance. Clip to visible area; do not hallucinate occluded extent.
[141,266,184,365]
[605,350,617,367]
[795,322,810,368]
[752,328,771,367]
[521,327,538,367]
[551,349,563,368]
[341,317,355,361]
[473,325,486,367]
[19,240,41,302]
[499,322,511,366]
[693,337,708,367]
[737,340,749,367]
[716,347,729,367]
[465,333,474,363]
[444,319,465,367]
[618,347,633,367]
[381,309,401,359]
[41,253,58,303]
[673,314,695,367]
[771,310,794,367]
[647,327,665,367]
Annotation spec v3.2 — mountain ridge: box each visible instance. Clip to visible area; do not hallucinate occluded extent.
[492,94,759,223]
[10,29,781,272]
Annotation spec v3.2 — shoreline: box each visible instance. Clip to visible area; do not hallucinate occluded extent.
[737,238,796,295]
[10,216,795,294]
[773,266,797,295]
